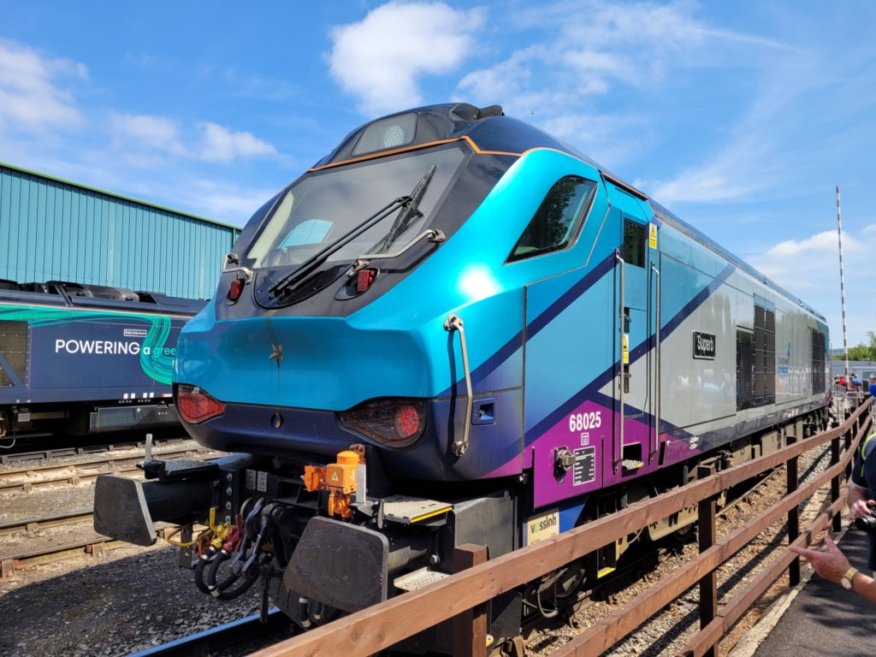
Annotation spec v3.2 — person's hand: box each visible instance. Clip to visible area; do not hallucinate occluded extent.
[790,535,852,583]
[850,499,876,521]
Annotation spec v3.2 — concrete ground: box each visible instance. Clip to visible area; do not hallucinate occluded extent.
[739,527,876,657]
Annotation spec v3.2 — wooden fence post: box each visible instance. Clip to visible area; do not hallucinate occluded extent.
[453,544,488,657]
[697,464,717,657]
[785,434,800,586]
[831,433,843,533]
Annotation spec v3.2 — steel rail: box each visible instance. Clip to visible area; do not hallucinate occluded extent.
[0,509,93,537]
[128,608,292,657]
[0,444,209,478]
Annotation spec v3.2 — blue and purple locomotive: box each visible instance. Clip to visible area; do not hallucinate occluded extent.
[95,104,830,647]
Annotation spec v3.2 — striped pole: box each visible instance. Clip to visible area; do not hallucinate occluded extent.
[836,185,849,383]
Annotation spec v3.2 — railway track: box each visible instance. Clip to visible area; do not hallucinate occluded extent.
[0,508,92,537]
[0,433,192,464]
[0,439,221,578]
[0,442,220,492]
[128,609,295,657]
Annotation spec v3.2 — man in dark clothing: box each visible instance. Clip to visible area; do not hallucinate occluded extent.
[850,431,876,576]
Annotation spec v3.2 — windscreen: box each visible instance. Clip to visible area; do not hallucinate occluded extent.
[244,145,467,270]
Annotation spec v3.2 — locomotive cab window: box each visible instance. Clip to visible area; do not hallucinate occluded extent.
[508,176,596,262]
[622,219,646,267]
[244,145,466,270]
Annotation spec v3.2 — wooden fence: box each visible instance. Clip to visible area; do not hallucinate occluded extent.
[252,399,872,657]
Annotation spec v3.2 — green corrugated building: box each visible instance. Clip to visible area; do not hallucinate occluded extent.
[0,161,240,299]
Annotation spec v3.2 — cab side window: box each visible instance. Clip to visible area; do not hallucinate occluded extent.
[508,176,596,262]
[622,219,646,267]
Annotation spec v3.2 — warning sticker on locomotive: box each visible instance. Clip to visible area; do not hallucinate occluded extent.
[526,508,559,545]
[572,446,596,486]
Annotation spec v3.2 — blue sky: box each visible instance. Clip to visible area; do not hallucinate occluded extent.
[1,1,875,346]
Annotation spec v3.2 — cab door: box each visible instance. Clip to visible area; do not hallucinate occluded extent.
[609,189,659,475]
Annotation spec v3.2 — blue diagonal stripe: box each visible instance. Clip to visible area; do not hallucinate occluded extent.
[525,263,736,445]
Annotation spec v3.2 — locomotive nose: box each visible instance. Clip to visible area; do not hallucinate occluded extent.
[175,314,435,412]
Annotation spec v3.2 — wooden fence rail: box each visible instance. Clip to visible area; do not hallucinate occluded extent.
[252,400,872,657]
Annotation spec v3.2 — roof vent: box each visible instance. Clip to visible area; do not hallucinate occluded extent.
[449,103,504,122]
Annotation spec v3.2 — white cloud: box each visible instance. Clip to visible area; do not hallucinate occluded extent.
[746,226,874,345]
[328,1,486,115]
[111,112,185,156]
[750,229,864,270]
[457,1,722,106]
[745,229,866,300]
[109,113,277,165]
[456,47,541,104]
[0,39,86,132]
[452,0,799,176]
[639,135,771,205]
[184,178,277,222]
[453,0,781,169]
[198,122,278,162]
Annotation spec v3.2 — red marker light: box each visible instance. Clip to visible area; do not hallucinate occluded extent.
[356,268,378,293]
[228,278,244,302]
[177,385,226,423]
[338,398,426,447]
[393,405,421,440]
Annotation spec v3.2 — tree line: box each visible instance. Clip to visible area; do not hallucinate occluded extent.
[832,331,876,361]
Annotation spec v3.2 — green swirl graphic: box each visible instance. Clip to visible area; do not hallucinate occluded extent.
[0,304,176,385]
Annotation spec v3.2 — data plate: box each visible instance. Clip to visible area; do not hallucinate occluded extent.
[572,446,596,486]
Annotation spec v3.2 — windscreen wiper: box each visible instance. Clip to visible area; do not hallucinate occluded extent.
[372,164,437,254]
[268,196,408,297]
[269,165,439,298]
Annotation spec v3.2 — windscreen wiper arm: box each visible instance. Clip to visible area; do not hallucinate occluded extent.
[371,164,437,254]
[268,196,409,296]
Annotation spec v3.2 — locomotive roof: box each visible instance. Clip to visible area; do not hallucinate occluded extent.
[649,201,826,321]
[315,103,825,323]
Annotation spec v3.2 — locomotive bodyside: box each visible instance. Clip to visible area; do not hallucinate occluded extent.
[0,281,203,437]
[94,104,830,649]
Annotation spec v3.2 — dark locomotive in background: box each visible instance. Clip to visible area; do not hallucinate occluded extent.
[0,279,202,440]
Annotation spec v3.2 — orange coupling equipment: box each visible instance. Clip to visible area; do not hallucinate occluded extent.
[301,446,366,519]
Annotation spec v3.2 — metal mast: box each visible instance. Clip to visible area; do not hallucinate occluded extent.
[836,185,849,382]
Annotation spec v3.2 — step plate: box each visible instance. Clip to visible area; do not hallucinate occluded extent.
[394,566,450,592]
[382,496,453,525]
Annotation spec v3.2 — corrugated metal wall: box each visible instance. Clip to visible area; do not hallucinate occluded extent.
[0,162,239,299]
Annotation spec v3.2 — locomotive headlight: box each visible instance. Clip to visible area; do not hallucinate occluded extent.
[338,398,426,447]
[176,384,226,424]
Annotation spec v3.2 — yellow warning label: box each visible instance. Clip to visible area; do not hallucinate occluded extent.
[622,334,629,365]
[330,472,339,482]
[648,223,658,249]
